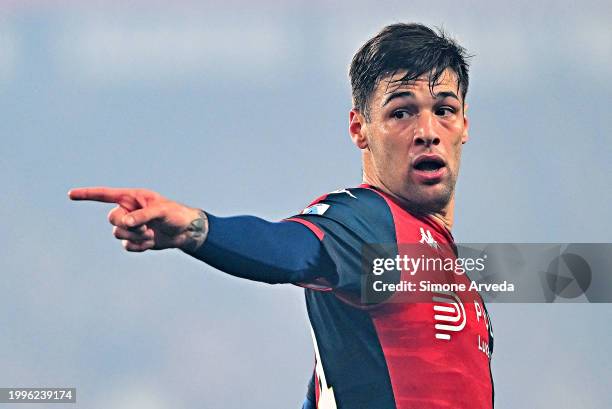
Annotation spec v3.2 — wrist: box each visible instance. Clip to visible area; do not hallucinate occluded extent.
[179,208,209,253]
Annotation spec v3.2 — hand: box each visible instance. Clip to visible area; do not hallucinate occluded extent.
[68,187,208,253]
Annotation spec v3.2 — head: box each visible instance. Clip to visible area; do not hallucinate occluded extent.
[349,23,471,219]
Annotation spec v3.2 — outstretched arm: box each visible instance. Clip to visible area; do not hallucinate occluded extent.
[68,186,335,284]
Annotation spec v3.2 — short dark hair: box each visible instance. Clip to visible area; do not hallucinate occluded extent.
[349,23,471,120]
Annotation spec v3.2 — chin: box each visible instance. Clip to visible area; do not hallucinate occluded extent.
[403,185,452,214]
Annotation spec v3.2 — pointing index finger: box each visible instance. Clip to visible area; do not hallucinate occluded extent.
[68,187,132,203]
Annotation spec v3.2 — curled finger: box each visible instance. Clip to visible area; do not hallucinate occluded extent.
[122,239,155,252]
[113,226,154,242]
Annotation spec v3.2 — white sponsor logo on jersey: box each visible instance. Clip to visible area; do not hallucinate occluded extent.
[432,291,466,340]
[328,188,357,199]
[301,203,330,215]
[419,227,439,249]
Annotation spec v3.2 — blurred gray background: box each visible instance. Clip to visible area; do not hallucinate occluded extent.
[1,1,611,408]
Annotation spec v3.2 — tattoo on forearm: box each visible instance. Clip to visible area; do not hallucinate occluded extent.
[183,209,209,253]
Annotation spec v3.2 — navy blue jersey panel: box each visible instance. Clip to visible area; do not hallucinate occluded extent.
[306,290,396,409]
[305,371,315,404]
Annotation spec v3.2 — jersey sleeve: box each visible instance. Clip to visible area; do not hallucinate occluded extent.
[285,187,399,298]
[188,213,336,285]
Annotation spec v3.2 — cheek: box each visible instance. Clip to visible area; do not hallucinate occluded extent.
[441,126,465,168]
[444,120,465,136]
[449,142,464,173]
[443,122,465,148]
[370,125,407,156]
[382,124,415,152]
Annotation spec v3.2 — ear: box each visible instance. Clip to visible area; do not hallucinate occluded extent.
[349,109,369,149]
[461,103,469,144]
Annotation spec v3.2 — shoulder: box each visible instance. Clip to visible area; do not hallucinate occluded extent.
[297,185,454,246]
[300,186,388,218]
[295,186,396,243]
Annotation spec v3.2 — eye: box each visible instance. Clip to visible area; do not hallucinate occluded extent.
[435,106,456,117]
[391,109,414,120]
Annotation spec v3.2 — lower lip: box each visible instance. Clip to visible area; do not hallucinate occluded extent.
[412,167,447,183]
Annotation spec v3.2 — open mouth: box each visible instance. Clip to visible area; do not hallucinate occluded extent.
[414,160,444,172]
[413,156,446,172]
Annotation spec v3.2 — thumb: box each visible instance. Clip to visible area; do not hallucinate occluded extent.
[123,204,166,227]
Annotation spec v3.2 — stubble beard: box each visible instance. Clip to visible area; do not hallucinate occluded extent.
[401,174,456,215]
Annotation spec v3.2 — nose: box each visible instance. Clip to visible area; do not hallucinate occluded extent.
[413,111,440,147]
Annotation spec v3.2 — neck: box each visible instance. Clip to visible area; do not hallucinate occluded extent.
[362,175,455,231]
[431,197,454,231]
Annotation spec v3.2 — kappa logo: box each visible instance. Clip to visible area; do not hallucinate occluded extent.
[301,203,330,216]
[432,291,466,341]
[419,227,439,249]
[328,188,357,199]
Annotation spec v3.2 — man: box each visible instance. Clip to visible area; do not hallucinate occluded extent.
[70,23,494,408]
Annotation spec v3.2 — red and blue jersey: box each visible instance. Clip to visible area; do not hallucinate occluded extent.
[287,185,494,409]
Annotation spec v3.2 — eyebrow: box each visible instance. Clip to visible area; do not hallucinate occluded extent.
[382,90,460,107]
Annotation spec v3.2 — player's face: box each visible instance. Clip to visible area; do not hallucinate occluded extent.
[351,69,468,213]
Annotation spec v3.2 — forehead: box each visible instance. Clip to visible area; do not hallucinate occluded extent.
[374,68,461,101]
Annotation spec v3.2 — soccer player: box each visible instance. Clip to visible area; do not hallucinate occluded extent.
[69,23,494,409]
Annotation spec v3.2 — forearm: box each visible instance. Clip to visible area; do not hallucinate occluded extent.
[184,213,335,284]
